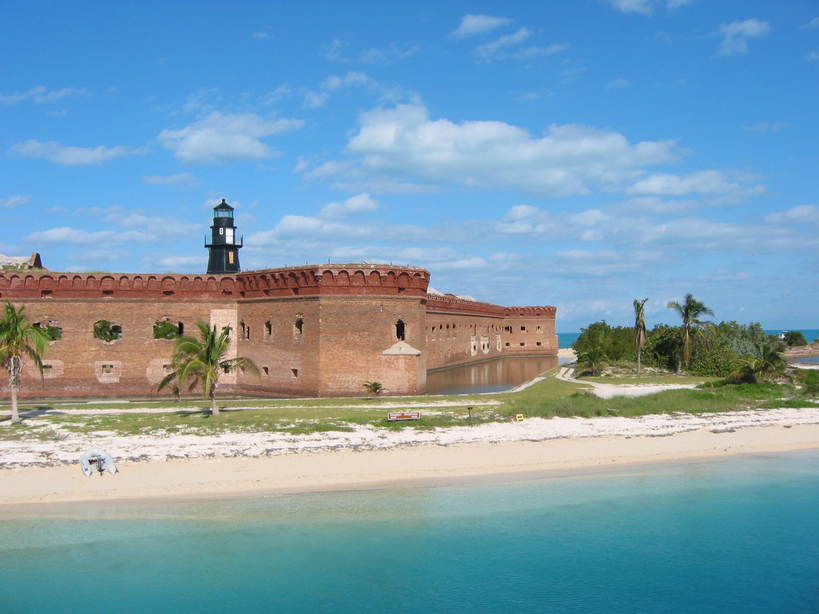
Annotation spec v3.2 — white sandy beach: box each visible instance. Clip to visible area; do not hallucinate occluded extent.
[2,408,818,507]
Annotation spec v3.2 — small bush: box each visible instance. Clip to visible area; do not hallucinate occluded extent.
[783,331,808,347]
[94,320,122,342]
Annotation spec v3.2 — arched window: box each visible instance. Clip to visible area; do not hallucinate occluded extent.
[395,319,405,341]
[294,317,304,335]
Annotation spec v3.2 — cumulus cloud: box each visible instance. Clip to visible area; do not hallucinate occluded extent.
[451,14,512,38]
[158,112,304,164]
[143,173,198,187]
[9,140,145,165]
[0,85,86,105]
[319,193,378,218]
[626,170,764,196]
[0,195,31,208]
[329,102,677,197]
[743,122,786,133]
[803,17,819,29]
[718,19,771,56]
[324,38,419,63]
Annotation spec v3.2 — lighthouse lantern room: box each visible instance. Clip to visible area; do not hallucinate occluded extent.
[205,198,243,274]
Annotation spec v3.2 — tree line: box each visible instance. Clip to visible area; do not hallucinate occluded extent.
[574,294,796,382]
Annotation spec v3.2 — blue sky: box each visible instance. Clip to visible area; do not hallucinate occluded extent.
[2,1,818,331]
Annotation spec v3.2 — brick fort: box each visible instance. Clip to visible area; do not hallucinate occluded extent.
[1,200,558,398]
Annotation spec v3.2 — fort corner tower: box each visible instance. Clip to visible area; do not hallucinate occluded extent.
[205,198,243,274]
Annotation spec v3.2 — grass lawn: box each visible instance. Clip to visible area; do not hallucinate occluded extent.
[0,371,814,440]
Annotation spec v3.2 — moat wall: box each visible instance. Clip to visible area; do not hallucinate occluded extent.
[0,265,557,398]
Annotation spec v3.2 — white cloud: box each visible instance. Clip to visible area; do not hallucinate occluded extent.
[718,19,771,56]
[321,72,376,91]
[765,205,819,225]
[0,85,86,105]
[303,91,329,109]
[570,209,609,226]
[324,38,420,63]
[9,140,145,165]
[333,102,677,197]
[607,78,631,89]
[807,51,819,62]
[451,14,512,38]
[319,193,379,218]
[474,28,567,60]
[626,171,764,196]
[803,17,819,29]
[251,32,269,40]
[0,195,31,208]
[154,255,206,269]
[158,112,304,164]
[143,173,198,187]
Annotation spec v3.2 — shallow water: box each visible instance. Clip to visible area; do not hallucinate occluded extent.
[792,355,819,365]
[2,451,818,613]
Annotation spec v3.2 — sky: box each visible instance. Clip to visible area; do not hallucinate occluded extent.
[1,1,818,332]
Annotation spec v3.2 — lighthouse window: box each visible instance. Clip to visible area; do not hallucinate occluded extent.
[219,228,224,235]
[395,319,405,341]
[228,251,235,264]
[226,228,234,244]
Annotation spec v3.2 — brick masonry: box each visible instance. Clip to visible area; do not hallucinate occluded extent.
[0,264,557,398]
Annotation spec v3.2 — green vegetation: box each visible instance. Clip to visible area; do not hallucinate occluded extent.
[93,320,122,342]
[159,321,260,417]
[33,322,62,341]
[362,381,383,396]
[153,320,181,340]
[667,293,714,372]
[0,302,50,423]
[783,331,808,347]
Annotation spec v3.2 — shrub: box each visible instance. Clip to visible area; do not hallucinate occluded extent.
[153,320,181,339]
[94,320,122,342]
[783,331,807,347]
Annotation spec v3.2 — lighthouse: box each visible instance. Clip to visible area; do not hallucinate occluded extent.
[205,198,243,274]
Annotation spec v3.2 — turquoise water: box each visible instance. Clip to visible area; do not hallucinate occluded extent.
[559,329,819,348]
[2,451,818,613]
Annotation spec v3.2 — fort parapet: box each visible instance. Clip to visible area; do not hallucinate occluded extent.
[0,265,557,398]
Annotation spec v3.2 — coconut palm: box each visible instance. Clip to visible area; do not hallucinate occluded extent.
[667,294,714,372]
[633,298,648,376]
[0,302,50,424]
[159,321,258,416]
[730,339,787,384]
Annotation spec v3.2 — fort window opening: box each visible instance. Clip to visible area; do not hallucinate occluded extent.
[291,368,299,378]
[536,325,542,332]
[240,321,246,338]
[520,326,526,332]
[222,364,231,374]
[222,325,232,340]
[265,320,272,338]
[536,341,542,346]
[34,320,62,341]
[395,319,406,341]
[262,366,269,376]
[101,363,115,374]
[294,317,304,336]
[153,319,182,340]
[94,320,122,342]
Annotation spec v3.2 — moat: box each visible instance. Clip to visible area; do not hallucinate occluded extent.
[426,355,560,395]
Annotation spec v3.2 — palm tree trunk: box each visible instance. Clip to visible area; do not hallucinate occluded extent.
[637,349,642,376]
[210,389,219,417]
[9,358,20,424]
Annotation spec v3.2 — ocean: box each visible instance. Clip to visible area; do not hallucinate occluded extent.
[559,329,819,348]
[2,451,818,613]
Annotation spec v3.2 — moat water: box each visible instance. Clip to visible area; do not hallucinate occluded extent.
[426,355,559,395]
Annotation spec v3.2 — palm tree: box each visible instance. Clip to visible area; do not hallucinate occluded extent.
[633,298,648,376]
[667,294,714,372]
[731,340,787,384]
[159,322,259,416]
[0,303,50,424]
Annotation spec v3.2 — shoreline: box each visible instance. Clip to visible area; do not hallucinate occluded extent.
[2,423,818,510]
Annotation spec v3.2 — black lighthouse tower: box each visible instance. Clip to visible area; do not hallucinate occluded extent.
[205,198,243,274]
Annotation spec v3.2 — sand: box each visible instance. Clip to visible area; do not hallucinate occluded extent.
[2,417,818,509]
